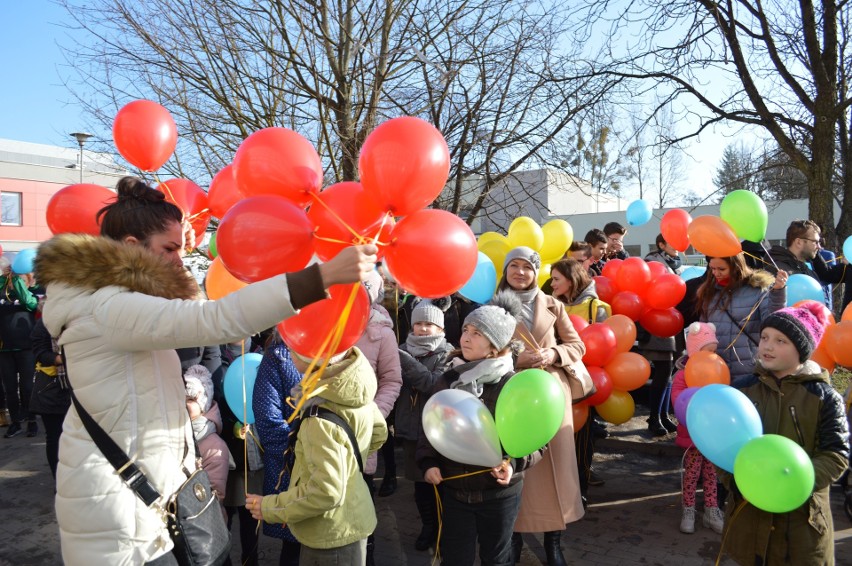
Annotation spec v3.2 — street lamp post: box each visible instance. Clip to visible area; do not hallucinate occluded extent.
[70,132,93,184]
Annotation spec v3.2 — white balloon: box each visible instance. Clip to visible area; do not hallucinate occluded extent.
[422,389,503,468]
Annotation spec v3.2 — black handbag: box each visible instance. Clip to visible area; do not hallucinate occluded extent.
[64,351,230,565]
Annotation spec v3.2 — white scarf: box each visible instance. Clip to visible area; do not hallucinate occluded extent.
[449,354,514,398]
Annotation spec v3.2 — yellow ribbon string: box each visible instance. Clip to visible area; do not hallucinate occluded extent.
[716,499,747,566]
[308,192,364,241]
[721,292,766,358]
[240,340,249,496]
[430,461,509,565]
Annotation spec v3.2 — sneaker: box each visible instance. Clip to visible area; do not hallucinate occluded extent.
[26,420,38,438]
[587,469,605,487]
[703,506,725,534]
[680,506,696,534]
[4,422,23,438]
[647,416,667,437]
[660,415,678,433]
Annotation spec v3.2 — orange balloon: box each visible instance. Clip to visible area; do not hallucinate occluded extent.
[687,216,742,257]
[572,402,590,429]
[604,352,651,391]
[603,314,637,353]
[824,321,852,367]
[841,302,852,322]
[684,351,731,387]
[595,390,635,425]
[810,341,836,372]
[205,256,248,300]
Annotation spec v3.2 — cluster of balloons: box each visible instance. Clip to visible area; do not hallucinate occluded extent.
[572,314,650,426]
[684,384,814,514]
[422,369,566,466]
[47,100,483,363]
[593,257,686,337]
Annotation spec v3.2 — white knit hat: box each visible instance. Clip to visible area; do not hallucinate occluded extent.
[184,364,214,413]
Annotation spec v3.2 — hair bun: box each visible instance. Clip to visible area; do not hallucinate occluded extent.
[115,177,166,204]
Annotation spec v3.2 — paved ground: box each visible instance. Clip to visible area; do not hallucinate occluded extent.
[1,408,850,565]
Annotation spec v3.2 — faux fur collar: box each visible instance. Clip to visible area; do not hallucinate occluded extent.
[34,234,200,300]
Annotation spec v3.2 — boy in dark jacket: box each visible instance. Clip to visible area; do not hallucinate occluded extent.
[722,303,849,565]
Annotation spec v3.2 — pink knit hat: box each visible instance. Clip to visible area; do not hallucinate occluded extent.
[761,302,829,362]
[686,322,718,356]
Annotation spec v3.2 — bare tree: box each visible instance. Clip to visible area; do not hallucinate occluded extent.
[582,0,852,246]
[715,141,809,201]
[59,0,620,226]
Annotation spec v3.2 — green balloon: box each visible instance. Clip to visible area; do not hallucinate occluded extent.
[495,368,565,458]
[720,190,768,243]
[208,232,218,259]
[733,434,815,513]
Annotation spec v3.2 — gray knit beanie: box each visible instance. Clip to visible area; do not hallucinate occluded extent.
[463,290,522,351]
[411,301,445,329]
[503,246,540,283]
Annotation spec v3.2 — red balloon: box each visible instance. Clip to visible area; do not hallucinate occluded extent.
[645,273,687,309]
[217,196,315,283]
[46,183,115,235]
[585,366,613,406]
[660,209,692,252]
[572,403,590,429]
[646,260,668,281]
[359,117,450,216]
[579,323,618,367]
[383,209,477,298]
[568,314,590,333]
[639,308,684,338]
[158,178,210,247]
[233,127,322,207]
[113,100,178,171]
[207,164,245,219]
[610,291,645,321]
[601,258,623,280]
[593,276,616,304]
[307,182,393,261]
[615,257,652,294]
[278,284,370,359]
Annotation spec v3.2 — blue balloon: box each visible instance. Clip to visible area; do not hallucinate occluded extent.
[457,252,495,305]
[680,266,706,281]
[11,248,37,275]
[223,353,264,424]
[686,384,762,472]
[625,199,653,227]
[785,273,824,306]
[843,236,852,267]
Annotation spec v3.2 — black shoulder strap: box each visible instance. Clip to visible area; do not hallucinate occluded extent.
[721,308,760,348]
[306,405,364,474]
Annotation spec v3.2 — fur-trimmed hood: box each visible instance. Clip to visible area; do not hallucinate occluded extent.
[745,269,776,290]
[35,234,199,300]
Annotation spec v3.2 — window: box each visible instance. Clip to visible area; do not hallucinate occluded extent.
[1,192,22,226]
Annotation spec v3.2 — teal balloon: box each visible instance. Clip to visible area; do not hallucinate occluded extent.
[786,273,825,306]
[680,266,706,281]
[720,190,768,243]
[457,252,496,304]
[843,236,852,265]
[496,369,566,458]
[625,199,653,227]
[11,248,37,274]
[223,353,264,424]
[734,434,815,513]
[686,384,762,472]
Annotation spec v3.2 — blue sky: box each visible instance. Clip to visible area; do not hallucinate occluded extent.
[0,2,735,199]
[0,3,89,147]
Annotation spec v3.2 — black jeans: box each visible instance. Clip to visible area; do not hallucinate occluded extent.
[575,418,594,494]
[41,412,65,478]
[0,349,35,423]
[440,488,522,566]
[648,359,673,417]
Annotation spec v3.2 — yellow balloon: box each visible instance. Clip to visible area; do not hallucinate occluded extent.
[479,239,512,275]
[538,264,552,289]
[477,231,507,249]
[595,390,635,425]
[540,219,573,261]
[507,217,544,251]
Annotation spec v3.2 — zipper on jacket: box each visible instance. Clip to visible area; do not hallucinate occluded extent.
[788,406,805,447]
